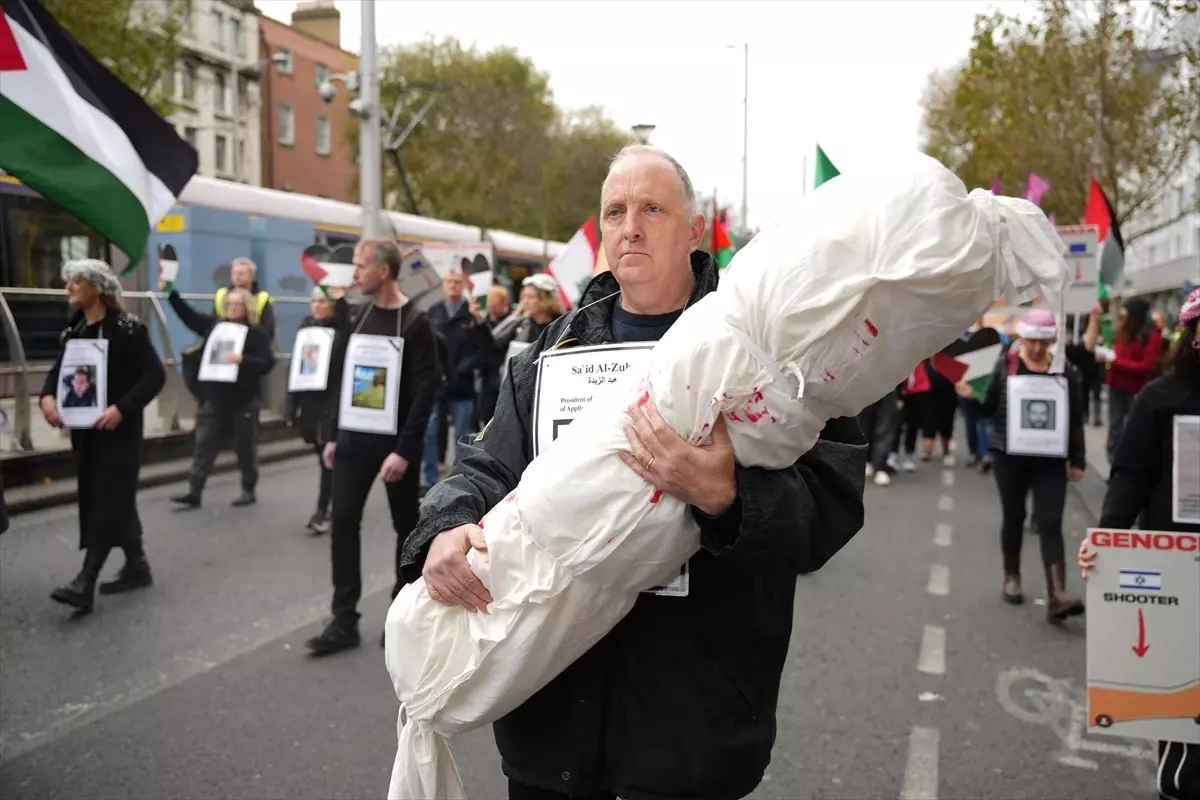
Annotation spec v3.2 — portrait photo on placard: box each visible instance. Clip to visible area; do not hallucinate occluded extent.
[1021,398,1055,430]
[351,365,388,410]
[61,365,98,408]
[209,339,235,364]
[299,344,320,376]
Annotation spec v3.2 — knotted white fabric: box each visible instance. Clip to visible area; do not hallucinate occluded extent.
[383,153,1072,799]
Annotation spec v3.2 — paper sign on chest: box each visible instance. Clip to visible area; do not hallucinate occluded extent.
[198,321,248,384]
[289,326,335,392]
[1006,374,1068,458]
[58,339,109,428]
[338,306,404,436]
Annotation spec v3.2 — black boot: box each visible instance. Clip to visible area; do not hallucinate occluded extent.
[1045,563,1084,622]
[171,481,202,508]
[231,491,256,507]
[305,619,360,656]
[98,555,153,595]
[1002,551,1024,605]
[50,547,109,613]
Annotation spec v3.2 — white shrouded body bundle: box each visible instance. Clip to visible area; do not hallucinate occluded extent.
[384,153,1071,799]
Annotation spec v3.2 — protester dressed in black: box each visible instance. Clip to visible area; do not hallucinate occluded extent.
[164,282,275,508]
[284,288,339,534]
[1080,290,1200,800]
[962,309,1086,621]
[39,260,165,613]
[306,239,440,656]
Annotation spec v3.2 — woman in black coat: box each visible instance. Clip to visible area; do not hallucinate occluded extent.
[162,280,275,508]
[39,259,166,613]
[284,287,338,534]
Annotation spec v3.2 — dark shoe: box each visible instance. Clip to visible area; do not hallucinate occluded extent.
[306,511,331,535]
[98,556,153,595]
[1002,553,1024,605]
[979,456,993,475]
[305,620,360,656]
[380,630,386,648]
[231,492,256,507]
[170,493,201,508]
[966,455,981,468]
[1045,563,1084,622]
[50,574,96,612]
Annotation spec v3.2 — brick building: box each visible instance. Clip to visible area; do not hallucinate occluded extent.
[258,1,358,201]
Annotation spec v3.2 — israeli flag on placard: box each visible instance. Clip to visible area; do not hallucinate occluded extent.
[1118,569,1162,591]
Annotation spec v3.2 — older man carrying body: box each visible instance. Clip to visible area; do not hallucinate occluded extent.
[401,146,867,800]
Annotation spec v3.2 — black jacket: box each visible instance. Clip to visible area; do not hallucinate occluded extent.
[427,299,485,400]
[168,291,275,408]
[40,308,166,441]
[284,315,338,445]
[979,351,1087,470]
[401,252,868,800]
[1100,372,1200,533]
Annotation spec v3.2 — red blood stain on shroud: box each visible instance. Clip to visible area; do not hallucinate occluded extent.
[863,318,879,337]
[649,489,664,504]
[637,392,651,407]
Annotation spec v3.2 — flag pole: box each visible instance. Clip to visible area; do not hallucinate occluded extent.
[740,43,749,231]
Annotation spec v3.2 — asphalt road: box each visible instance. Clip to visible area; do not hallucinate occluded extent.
[0,454,1155,799]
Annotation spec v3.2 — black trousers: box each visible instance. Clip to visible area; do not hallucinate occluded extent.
[992,452,1067,568]
[1106,387,1135,464]
[859,391,902,470]
[923,387,957,442]
[893,394,925,455]
[74,429,144,555]
[189,401,259,494]
[329,450,421,625]
[314,444,333,514]
[508,779,614,800]
[1159,739,1199,800]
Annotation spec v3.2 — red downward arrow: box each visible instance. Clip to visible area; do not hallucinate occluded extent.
[1132,608,1150,658]
[0,13,28,73]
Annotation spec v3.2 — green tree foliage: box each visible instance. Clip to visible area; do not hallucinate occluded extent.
[372,38,631,242]
[920,0,1199,240]
[41,0,187,118]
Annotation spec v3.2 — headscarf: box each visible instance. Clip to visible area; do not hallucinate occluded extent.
[1014,308,1057,341]
[1179,288,1200,326]
[522,273,558,294]
[62,259,123,305]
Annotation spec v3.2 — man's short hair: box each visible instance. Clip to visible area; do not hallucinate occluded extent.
[358,238,403,280]
[604,144,697,219]
[232,256,257,278]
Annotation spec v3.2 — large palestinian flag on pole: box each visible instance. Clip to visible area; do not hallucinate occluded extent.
[0,0,198,263]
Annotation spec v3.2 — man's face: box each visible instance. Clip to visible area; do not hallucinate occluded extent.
[600,155,704,290]
[1024,338,1052,362]
[231,262,254,288]
[443,273,465,302]
[353,244,386,294]
[72,372,90,396]
[1027,401,1050,428]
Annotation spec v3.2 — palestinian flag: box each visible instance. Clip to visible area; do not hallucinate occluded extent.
[711,201,734,270]
[0,0,198,263]
[1083,176,1124,347]
[939,327,1004,398]
[814,144,840,188]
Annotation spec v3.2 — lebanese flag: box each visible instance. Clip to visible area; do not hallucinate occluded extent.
[546,216,600,309]
[1083,175,1125,289]
[0,0,198,263]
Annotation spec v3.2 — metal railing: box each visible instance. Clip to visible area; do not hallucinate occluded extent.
[0,287,311,454]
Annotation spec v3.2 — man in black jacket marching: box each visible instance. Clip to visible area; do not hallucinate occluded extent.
[402,145,867,800]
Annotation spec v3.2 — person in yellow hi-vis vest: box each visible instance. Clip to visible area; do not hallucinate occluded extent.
[215,257,275,341]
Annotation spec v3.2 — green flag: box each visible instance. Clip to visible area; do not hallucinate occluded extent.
[814,144,840,188]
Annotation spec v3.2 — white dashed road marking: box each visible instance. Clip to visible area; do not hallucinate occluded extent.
[942,470,955,487]
[917,625,946,675]
[934,523,952,547]
[927,564,950,596]
[938,495,954,512]
[900,725,940,800]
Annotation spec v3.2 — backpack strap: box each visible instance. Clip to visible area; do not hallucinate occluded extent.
[1006,350,1020,376]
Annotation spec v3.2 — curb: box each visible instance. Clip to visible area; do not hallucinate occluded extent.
[6,440,312,517]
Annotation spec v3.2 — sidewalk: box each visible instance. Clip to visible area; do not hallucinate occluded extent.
[1072,418,1110,525]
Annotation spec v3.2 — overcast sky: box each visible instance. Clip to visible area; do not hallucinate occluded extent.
[259,0,1027,231]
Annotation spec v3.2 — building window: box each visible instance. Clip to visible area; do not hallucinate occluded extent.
[214,72,227,114]
[216,134,228,173]
[227,17,241,56]
[184,126,197,148]
[161,69,175,99]
[278,103,295,145]
[316,116,331,155]
[183,64,197,100]
[1176,236,1183,259]
[315,62,329,86]
[1148,245,1157,266]
[276,48,293,75]
[212,11,223,47]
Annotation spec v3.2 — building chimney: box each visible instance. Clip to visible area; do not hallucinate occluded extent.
[291,0,341,48]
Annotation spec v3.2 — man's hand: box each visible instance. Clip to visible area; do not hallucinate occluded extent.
[1068,466,1084,484]
[323,442,337,469]
[423,524,492,612]
[94,405,123,431]
[619,397,736,516]
[40,396,63,428]
[224,352,243,365]
[954,381,974,400]
[379,453,408,483]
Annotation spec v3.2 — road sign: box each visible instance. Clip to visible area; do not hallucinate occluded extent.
[1085,528,1200,744]
[1057,225,1099,284]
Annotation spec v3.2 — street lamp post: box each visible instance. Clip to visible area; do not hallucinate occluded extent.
[632,124,656,145]
[358,0,383,238]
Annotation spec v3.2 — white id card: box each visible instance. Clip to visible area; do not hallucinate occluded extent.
[198,321,248,384]
[1172,415,1200,525]
[58,339,109,428]
[1006,374,1069,458]
[338,333,403,435]
[532,341,689,597]
[288,326,335,392]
